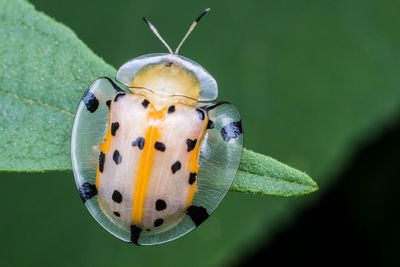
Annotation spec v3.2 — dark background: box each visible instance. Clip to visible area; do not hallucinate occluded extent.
[2,0,400,266]
[237,118,400,266]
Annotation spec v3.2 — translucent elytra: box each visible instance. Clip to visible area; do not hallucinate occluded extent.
[71,67,242,245]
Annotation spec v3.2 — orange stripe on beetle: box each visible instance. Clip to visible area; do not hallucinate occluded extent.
[96,104,114,188]
[132,105,166,225]
[185,115,209,208]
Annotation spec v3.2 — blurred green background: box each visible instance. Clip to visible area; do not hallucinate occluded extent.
[2,0,400,266]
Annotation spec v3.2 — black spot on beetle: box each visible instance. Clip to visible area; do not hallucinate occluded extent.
[186,139,197,152]
[196,108,205,120]
[113,150,122,164]
[132,137,145,150]
[207,120,215,129]
[79,182,97,202]
[155,199,167,211]
[220,121,243,142]
[167,105,175,114]
[112,190,122,203]
[154,219,164,227]
[187,205,209,226]
[154,141,166,152]
[130,225,142,245]
[142,99,150,108]
[82,91,99,113]
[189,172,197,185]
[171,161,182,174]
[113,211,120,217]
[106,100,111,109]
[99,152,105,173]
[111,122,119,136]
[114,92,126,102]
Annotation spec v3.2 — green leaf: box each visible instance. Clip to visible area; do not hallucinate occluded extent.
[0,0,114,171]
[0,0,317,197]
[232,149,318,196]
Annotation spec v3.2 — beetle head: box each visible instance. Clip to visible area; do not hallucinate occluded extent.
[116,53,217,101]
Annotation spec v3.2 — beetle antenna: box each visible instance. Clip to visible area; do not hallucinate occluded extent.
[174,8,210,55]
[143,17,173,54]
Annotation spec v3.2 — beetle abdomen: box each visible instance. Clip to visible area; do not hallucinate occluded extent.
[96,92,208,235]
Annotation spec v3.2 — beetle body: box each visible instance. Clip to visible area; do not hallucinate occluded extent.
[71,12,243,246]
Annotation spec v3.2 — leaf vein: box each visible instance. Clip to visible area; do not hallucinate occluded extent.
[0,87,75,117]
[238,167,313,186]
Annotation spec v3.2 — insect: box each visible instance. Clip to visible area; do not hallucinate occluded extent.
[71,8,243,245]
